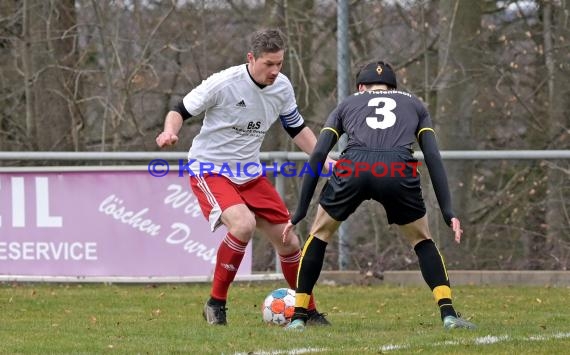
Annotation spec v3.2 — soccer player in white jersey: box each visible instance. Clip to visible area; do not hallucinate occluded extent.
[156,29,333,326]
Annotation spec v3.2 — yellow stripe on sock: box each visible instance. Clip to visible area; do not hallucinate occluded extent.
[435,246,449,280]
[432,285,452,302]
[295,292,312,309]
[296,234,315,287]
[301,235,314,257]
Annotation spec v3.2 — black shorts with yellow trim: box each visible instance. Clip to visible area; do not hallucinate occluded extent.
[318,147,426,225]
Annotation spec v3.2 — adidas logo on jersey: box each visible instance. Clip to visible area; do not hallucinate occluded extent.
[236,100,247,108]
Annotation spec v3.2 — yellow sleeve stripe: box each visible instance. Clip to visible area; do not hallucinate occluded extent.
[321,127,339,142]
[417,127,435,140]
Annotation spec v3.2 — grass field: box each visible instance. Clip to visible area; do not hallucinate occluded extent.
[1,281,569,354]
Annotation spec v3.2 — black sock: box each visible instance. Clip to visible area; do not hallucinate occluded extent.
[439,303,457,319]
[291,235,327,322]
[296,235,327,296]
[292,307,309,322]
[414,239,457,320]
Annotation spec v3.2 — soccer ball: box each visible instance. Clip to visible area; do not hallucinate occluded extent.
[261,288,296,325]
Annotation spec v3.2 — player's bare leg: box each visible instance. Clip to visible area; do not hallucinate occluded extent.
[309,206,342,242]
[256,217,301,254]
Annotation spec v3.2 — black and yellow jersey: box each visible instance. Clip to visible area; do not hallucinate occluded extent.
[323,90,433,151]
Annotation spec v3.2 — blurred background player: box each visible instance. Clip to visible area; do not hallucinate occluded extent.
[156,29,333,326]
[282,61,477,331]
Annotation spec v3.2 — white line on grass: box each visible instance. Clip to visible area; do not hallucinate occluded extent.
[235,332,570,354]
[474,335,510,344]
[234,347,327,355]
[380,332,570,352]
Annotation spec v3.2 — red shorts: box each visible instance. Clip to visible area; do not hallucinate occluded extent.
[189,174,290,231]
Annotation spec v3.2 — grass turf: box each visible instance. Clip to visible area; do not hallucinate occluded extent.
[1,282,569,354]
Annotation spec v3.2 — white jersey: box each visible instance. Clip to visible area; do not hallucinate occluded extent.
[183,64,303,184]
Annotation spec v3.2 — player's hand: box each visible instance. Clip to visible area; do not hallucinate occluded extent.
[156,131,179,148]
[323,156,337,174]
[451,217,463,244]
[282,221,295,244]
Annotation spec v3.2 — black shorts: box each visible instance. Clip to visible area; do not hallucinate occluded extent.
[319,147,426,225]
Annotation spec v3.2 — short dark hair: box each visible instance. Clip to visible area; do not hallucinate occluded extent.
[249,29,287,58]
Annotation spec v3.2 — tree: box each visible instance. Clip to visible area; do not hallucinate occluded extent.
[29,0,80,150]
[544,0,570,267]
[434,0,484,251]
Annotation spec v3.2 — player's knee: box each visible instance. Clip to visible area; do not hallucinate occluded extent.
[271,227,301,254]
[314,231,335,243]
[229,214,256,239]
[399,223,431,247]
[406,231,431,247]
[310,217,340,242]
[283,232,301,250]
[413,234,430,245]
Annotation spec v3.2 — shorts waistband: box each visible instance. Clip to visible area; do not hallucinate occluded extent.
[344,146,413,155]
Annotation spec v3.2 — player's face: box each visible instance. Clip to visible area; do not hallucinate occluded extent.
[247,50,284,86]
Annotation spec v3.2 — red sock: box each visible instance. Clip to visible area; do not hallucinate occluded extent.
[211,233,247,301]
[280,250,316,311]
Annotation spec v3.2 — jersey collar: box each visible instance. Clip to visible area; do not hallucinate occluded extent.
[245,64,268,90]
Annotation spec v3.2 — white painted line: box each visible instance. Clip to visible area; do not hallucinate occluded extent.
[474,335,510,344]
[379,344,409,352]
[235,331,570,355]
[379,331,570,352]
[235,348,327,355]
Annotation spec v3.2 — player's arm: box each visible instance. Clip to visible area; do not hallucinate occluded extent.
[157,71,220,148]
[157,106,189,147]
[280,108,336,171]
[156,98,194,147]
[290,128,338,225]
[156,113,181,148]
[291,128,336,173]
[279,107,314,151]
[291,126,317,153]
[417,128,455,226]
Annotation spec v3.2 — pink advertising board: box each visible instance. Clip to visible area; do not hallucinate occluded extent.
[0,168,252,278]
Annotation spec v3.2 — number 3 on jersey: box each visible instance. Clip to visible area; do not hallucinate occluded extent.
[366,97,397,129]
